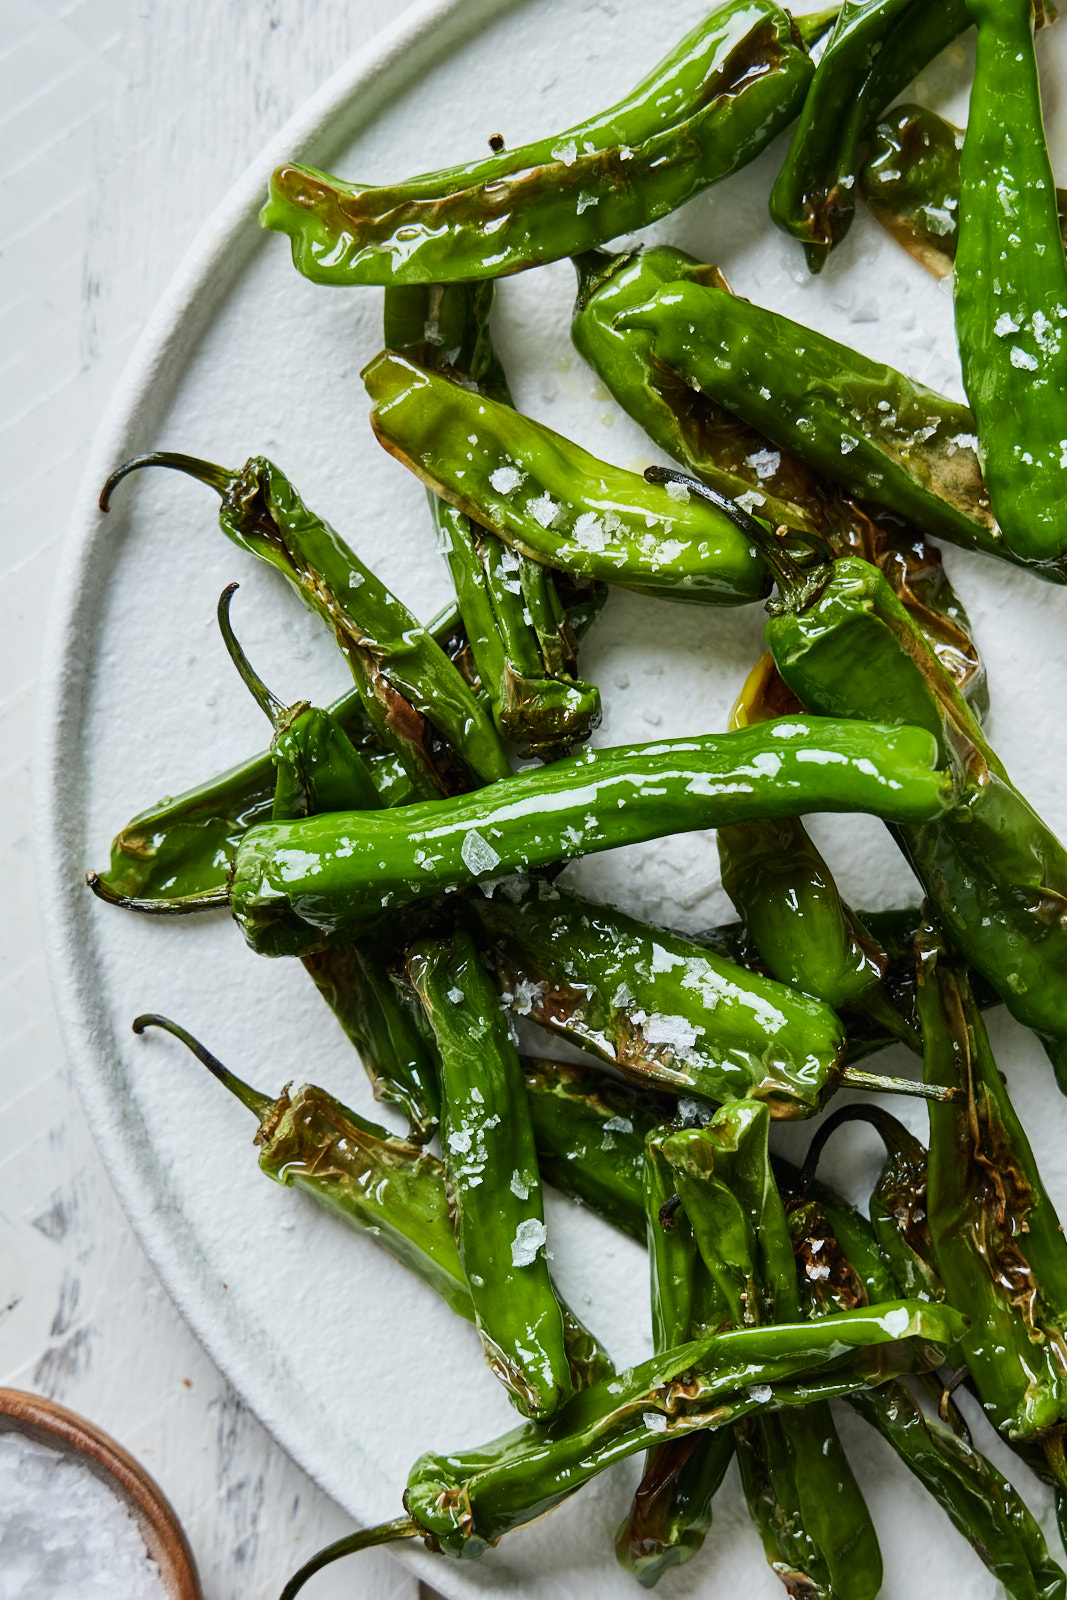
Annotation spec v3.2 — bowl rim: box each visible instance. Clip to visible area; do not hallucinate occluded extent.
[0,1387,202,1600]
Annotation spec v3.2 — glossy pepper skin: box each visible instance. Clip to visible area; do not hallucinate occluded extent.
[471,877,845,1117]
[863,103,1067,280]
[615,1125,735,1587]
[769,0,970,270]
[762,552,1067,1085]
[955,0,1067,564]
[789,1163,1067,1600]
[666,1105,882,1600]
[98,453,511,799]
[384,280,602,759]
[571,244,989,712]
[261,0,814,287]
[408,931,574,1420]
[918,921,1067,1455]
[363,350,770,605]
[132,1016,612,1390]
[229,716,953,959]
[623,278,1067,583]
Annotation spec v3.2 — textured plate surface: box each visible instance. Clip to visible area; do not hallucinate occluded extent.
[37,1,1067,1594]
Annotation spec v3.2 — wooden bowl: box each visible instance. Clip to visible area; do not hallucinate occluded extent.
[0,1388,202,1600]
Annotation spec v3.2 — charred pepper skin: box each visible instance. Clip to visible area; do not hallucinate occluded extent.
[363,350,771,605]
[863,103,1067,280]
[918,922,1067,1457]
[384,280,602,760]
[408,931,574,1421]
[571,244,989,713]
[261,0,815,287]
[623,278,1067,584]
[955,0,1067,564]
[98,452,511,799]
[229,717,953,959]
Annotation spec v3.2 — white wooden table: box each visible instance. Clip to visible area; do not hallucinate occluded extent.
[0,4,436,1594]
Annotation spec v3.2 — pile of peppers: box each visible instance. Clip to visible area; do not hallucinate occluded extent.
[86,0,1067,1593]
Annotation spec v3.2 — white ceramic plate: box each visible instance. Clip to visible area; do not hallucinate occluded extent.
[37,2,1067,1594]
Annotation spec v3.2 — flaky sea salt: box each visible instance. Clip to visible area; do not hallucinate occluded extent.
[0,1431,165,1600]
[511,1218,547,1266]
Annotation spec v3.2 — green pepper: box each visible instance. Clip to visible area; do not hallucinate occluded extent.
[384,280,602,760]
[99,451,511,798]
[364,349,771,604]
[261,0,815,288]
[228,716,954,959]
[954,0,1067,564]
[279,1300,964,1598]
[132,1013,613,1391]
[769,0,971,270]
[623,278,1067,583]
[863,103,1067,280]
[918,919,1067,1467]
[615,1125,735,1586]
[521,1057,670,1242]
[571,243,988,710]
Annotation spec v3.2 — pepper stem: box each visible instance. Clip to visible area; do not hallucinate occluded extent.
[132,1013,274,1121]
[793,4,842,50]
[278,1516,421,1600]
[798,1101,921,1193]
[643,465,833,611]
[216,583,287,728]
[86,871,230,914]
[838,1065,960,1103]
[98,451,237,512]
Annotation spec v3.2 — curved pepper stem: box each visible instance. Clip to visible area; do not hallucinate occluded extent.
[86,870,230,915]
[278,1516,421,1600]
[796,1100,922,1194]
[132,1013,273,1121]
[98,451,238,512]
[216,582,288,729]
[642,465,833,611]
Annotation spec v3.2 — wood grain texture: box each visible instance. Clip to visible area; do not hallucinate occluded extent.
[0,3,427,1595]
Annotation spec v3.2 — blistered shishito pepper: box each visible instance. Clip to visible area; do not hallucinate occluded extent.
[769,0,971,270]
[571,244,988,710]
[522,1057,669,1242]
[364,350,771,604]
[789,1171,1067,1600]
[279,1301,964,1597]
[863,104,1067,280]
[615,1125,735,1586]
[408,930,573,1420]
[954,0,1067,564]
[719,652,918,1052]
[472,880,955,1119]
[918,920,1067,1476]
[228,717,954,958]
[99,452,511,798]
[384,281,602,759]
[671,1105,882,1600]
[261,0,815,288]
[624,279,1067,583]
[133,1015,612,1392]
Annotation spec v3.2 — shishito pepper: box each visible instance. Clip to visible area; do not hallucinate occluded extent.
[570,243,988,711]
[228,716,954,958]
[99,451,511,798]
[407,930,573,1421]
[769,0,971,270]
[863,103,1067,280]
[363,349,771,605]
[132,1014,613,1390]
[954,0,1067,564]
[384,279,602,760]
[624,278,1067,583]
[918,919,1067,1467]
[666,1104,882,1599]
[279,1301,964,1596]
[261,0,815,287]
